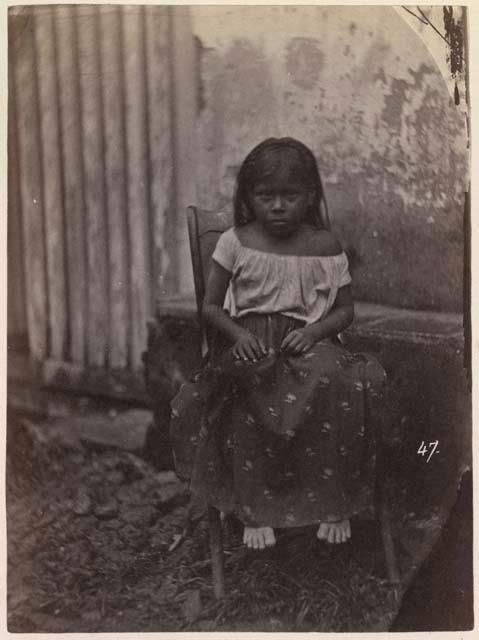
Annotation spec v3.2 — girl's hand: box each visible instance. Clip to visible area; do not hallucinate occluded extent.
[280,328,316,356]
[232,332,268,362]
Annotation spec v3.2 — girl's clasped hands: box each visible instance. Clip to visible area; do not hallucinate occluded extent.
[232,327,316,362]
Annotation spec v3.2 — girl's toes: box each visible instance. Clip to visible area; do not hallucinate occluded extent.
[253,531,261,549]
[328,525,336,544]
[338,520,350,543]
[335,520,351,543]
[258,531,266,550]
[264,527,276,547]
[244,527,275,550]
[243,527,253,547]
[332,526,340,544]
[317,522,329,540]
[346,520,351,539]
[317,520,351,544]
[249,529,257,549]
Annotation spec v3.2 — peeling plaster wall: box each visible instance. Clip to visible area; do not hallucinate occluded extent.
[190,6,468,312]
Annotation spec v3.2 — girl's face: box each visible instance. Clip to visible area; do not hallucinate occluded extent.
[248,163,312,238]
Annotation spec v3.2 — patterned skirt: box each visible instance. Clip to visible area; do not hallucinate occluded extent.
[170,313,386,528]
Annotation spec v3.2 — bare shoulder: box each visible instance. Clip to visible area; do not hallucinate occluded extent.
[304,227,343,257]
[234,222,264,249]
[233,224,248,243]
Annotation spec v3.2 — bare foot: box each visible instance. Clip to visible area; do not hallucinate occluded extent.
[243,526,276,550]
[317,520,351,544]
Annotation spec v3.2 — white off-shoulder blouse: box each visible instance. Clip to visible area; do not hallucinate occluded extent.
[212,227,352,325]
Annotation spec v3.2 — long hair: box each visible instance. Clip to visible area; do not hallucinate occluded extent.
[233,137,328,228]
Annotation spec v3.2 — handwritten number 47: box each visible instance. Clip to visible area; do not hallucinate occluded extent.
[417,440,440,463]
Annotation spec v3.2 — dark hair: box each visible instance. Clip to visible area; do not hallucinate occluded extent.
[233,137,328,228]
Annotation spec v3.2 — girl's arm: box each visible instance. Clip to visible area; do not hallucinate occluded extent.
[281,285,354,355]
[202,261,267,360]
[305,285,354,339]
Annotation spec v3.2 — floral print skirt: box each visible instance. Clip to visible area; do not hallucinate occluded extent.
[170,313,386,528]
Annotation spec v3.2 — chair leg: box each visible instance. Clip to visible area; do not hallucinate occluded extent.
[380,501,400,585]
[208,505,225,599]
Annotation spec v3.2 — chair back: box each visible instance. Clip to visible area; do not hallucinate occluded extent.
[186,197,331,353]
[186,207,233,354]
[186,207,233,320]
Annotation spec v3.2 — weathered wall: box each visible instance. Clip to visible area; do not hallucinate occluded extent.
[190,6,468,312]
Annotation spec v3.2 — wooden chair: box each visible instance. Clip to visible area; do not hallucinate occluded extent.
[186,204,400,599]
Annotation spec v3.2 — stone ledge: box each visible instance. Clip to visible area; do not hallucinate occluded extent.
[7,351,149,416]
[156,295,465,349]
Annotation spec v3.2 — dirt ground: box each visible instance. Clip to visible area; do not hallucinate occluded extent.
[6,408,466,632]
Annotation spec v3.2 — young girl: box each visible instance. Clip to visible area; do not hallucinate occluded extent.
[170,137,386,550]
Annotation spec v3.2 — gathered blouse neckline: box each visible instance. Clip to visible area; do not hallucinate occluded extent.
[231,227,345,260]
[213,227,352,325]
